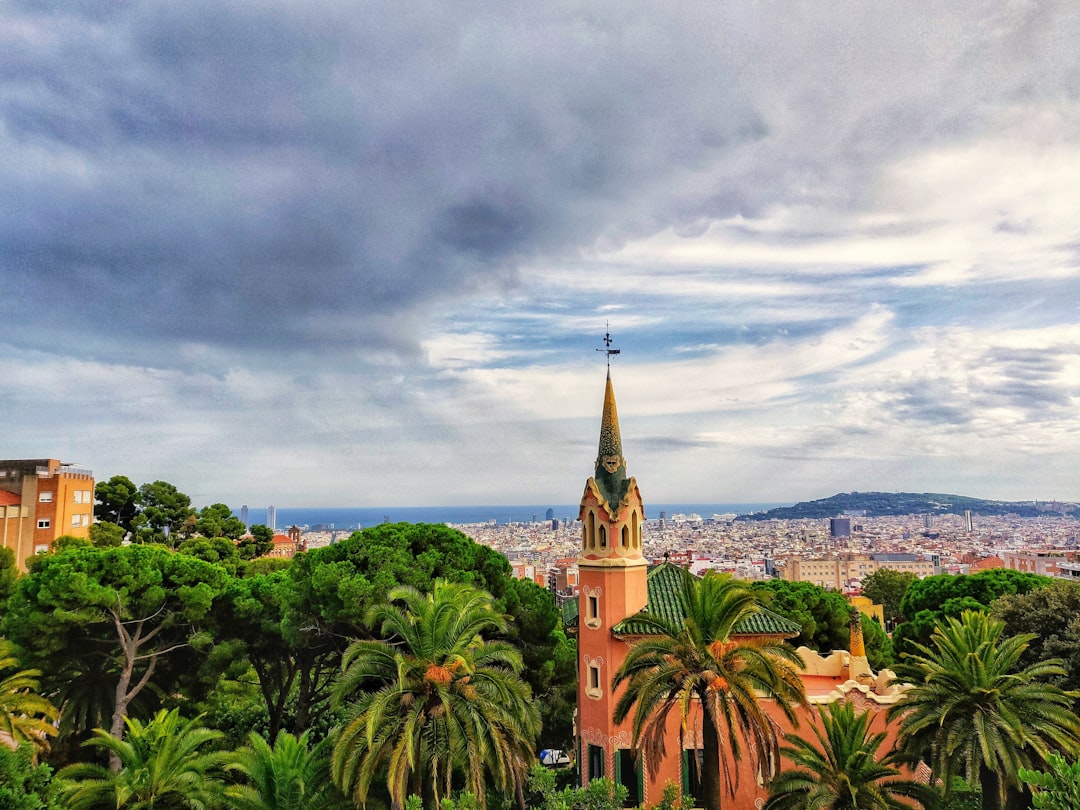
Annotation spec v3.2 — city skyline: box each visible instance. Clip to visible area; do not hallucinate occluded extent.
[4,4,1080,507]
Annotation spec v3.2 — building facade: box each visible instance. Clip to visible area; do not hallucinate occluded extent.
[0,459,95,570]
[570,374,909,807]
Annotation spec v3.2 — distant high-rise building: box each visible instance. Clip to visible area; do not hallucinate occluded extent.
[0,459,95,570]
[240,505,249,528]
[964,510,973,532]
[924,514,933,530]
[546,508,555,520]
[267,505,276,531]
[830,517,851,538]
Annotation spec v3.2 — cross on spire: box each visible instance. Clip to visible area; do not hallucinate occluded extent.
[596,323,621,368]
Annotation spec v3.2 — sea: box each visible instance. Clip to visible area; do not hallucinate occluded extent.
[234,503,789,531]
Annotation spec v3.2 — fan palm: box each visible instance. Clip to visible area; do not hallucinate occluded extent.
[613,570,808,810]
[888,609,1080,810]
[224,730,350,810]
[58,708,227,809]
[331,579,540,810]
[764,700,936,810]
[0,639,58,753]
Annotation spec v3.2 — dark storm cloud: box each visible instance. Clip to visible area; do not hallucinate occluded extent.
[1,2,771,363]
[4,1,1079,370]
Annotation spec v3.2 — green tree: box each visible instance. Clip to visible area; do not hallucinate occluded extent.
[58,709,227,809]
[94,475,140,533]
[888,610,1080,810]
[0,744,59,810]
[132,480,195,545]
[0,546,19,611]
[332,580,540,810]
[893,569,1049,657]
[282,523,530,736]
[217,570,298,742]
[751,580,851,651]
[89,521,125,548]
[860,568,917,631]
[237,525,275,560]
[613,571,808,810]
[992,579,1080,698]
[1020,753,1080,810]
[763,700,936,810]
[4,545,226,767]
[0,639,58,753]
[195,503,246,541]
[178,536,241,576]
[224,730,350,810]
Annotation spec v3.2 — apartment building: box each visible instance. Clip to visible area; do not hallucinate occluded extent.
[0,459,95,570]
[782,551,935,589]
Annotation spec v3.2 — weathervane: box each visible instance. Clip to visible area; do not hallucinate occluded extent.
[596,323,620,368]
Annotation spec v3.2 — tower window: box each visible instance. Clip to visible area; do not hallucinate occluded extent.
[585,594,601,629]
[586,662,602,698]
[599,526,607,549]
[621,525,629,548]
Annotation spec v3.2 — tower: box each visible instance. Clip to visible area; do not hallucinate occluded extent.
[576,368,648,787]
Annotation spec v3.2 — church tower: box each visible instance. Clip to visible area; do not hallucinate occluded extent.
[576,367,648,786]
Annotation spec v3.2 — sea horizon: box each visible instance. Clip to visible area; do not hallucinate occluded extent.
[233,503,791,531]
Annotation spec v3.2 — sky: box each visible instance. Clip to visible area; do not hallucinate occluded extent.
[4,2,1080,508]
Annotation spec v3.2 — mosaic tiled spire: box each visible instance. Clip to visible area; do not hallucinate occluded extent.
[849,607,866,658]
[597,370,623,462]
[593,370,629,508]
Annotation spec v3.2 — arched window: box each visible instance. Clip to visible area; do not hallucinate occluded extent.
[587,512,596,550]
[599,525,607,549]
[621,525,629,548]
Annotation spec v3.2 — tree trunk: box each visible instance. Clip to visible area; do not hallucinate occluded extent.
[701,699,723,810]
[980,765,1005,810]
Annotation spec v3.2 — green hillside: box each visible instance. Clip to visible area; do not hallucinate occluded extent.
[740,491,1078,520]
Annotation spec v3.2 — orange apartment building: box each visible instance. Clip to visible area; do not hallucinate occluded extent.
[0,459,95,570]
[567,372,909,807]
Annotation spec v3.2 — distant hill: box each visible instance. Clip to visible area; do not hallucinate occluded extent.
[739,491,1079,520]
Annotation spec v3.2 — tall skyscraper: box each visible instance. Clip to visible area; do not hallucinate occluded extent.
[240,505,249,528]
[267,505,276,531]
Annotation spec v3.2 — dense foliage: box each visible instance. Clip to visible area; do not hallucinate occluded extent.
[892,568,1050,657]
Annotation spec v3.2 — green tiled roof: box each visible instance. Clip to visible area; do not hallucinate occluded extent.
[562,597,579,629]
[611,563,802,637]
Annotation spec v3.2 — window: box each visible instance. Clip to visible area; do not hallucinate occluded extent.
[682,750,704,806]
[584,593,601,629]
[37,519,50,529]
[38,491,53,503]
[615,750,642,807]
[585,661,602,699]
[72,514,81,526]
[588,745,605,780]
[74,490,83,504]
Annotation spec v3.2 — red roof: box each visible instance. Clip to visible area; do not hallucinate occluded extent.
[0,491,21,507]
[271,534,293,545]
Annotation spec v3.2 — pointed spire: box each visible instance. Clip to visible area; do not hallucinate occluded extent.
[597,370,623,461]
[849,607,866,658]
[593,370,629,509]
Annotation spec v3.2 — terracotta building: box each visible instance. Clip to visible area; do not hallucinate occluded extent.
[0,458,95,570]
[568,373,909,807]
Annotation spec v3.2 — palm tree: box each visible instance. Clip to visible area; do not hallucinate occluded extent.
[331,579,540,810]
[764,700,937,810]
[58,708,227,809]
[888,609,1080,810]
[613,570,808,810]
[224,730,350,810]
[0,638,58,753]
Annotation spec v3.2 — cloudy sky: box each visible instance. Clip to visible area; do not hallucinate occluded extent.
[4,2,1080,508]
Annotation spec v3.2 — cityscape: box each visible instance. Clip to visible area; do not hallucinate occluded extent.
[5,2,1080,808]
